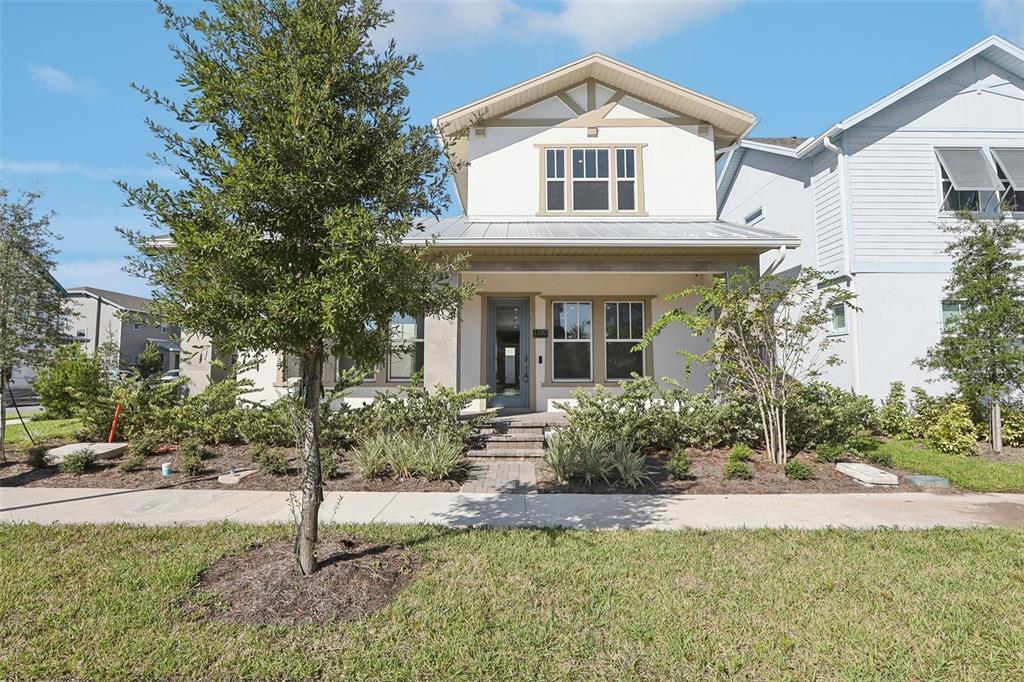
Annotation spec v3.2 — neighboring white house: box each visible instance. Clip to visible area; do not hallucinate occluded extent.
[244,54,799,410]
[718,35,1024,400]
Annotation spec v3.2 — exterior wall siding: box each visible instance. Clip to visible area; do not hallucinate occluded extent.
[810,150,846,274]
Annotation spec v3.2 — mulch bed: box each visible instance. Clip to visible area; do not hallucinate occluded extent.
[185,537,417,626]
[0,442,463,492]
[976,443,1024,464]
[536,447,932,495]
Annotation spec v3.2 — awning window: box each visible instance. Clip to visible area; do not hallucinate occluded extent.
[991,148,1024,190]
[935,148,1000,191]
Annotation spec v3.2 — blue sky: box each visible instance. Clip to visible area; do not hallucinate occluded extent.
[2,0,1023,296]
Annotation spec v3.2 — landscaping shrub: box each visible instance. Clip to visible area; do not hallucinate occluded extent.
[58,448,95,475]
[32,343,105,419]
[728,443,754,462]
[676,388,762,449]
[814,443,845,463]
[237,398,296,447]
[606,442,650,489]
[557,377,681,450]
[926,402,977,457]
[118,451,146,473]
[574,432,611,486]
[25,445,48,468]
[127,432,160,459]
[786,382,877,451]
[722,461,752,481]
[74,373,185,442]
[350,434,391,479]
[1002,408,1024,448]
[387,434,417,479]
[666,446,691,479]
[905,387,952,441]
[353,383,492,444]
[408,434,464,481]
[878,381,910,438]
[784,459,814,480]
[178,440,205,476]
[171,376,250,444]
[320,448,339,479]
[852,437,893,467]
[543,429,578,483]
[250,443,288,476]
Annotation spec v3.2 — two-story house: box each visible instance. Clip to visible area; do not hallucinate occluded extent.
[244,54,799,410]
[718,36,1024,401]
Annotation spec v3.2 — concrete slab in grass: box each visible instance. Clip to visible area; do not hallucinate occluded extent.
[45,442,127,464]
[837,462,898,486]
[905,474,950,488]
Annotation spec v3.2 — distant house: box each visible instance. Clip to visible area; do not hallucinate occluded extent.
[65,287,180,373]
[241,54,799,409]
[7,269,68,398]
[718,36,1024,399]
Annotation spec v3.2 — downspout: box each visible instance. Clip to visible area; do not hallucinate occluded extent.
[823,134,863,394]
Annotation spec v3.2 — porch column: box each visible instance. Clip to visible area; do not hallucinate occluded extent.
[423,313,459,392]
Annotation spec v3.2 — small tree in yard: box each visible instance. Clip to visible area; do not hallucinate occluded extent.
[32,342,105,418]
[120,0,473,575]
[136,342,164,378]
[0,188,71,462]
[916,211,1024,453]
[638,268,856,465]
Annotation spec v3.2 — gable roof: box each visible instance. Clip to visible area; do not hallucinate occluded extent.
[68,287,154,312]
[436,53,756,213]
[746,136,808,149]
[737,35,1024,161]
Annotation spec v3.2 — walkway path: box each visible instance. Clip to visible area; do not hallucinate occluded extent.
[2,487,1023,529]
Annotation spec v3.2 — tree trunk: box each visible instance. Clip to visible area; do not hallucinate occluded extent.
[0,369,7,463]
[295,348,324,576]
[992,396,1003,454]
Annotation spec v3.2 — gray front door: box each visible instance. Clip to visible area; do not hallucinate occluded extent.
[486,298,530,408]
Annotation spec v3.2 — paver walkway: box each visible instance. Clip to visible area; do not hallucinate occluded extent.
[2,487,1023,530]
[461,459,537,493]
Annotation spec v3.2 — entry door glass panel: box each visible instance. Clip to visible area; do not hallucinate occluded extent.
[494,303,523,397]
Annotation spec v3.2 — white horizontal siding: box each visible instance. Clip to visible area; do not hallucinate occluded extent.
[811,151,845,273]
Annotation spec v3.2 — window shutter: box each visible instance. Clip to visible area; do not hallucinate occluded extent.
[991,148,1024,190]
[935,148,999,191]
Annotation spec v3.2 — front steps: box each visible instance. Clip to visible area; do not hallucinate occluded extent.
[468,413,566,458]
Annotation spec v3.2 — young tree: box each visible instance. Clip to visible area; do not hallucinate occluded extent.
[120,0,472,574]
[32,342,105,418]
[0,188,71,462]
[638,268,856,464]
[917,211,1024,452]
[136,342,164,378]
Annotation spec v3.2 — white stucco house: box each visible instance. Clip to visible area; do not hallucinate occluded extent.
[718,35,1024,401]
[244,54,799,410]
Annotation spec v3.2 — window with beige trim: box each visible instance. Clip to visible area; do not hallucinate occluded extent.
[615,149,636,212]
[552,301,592,381]
[545,148,566,212]
[387,313,424,382]
[605,301,644,380]
[571,148,610,211]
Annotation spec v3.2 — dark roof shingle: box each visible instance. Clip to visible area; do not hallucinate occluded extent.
[69,287,153,312]
[747,136,808,149]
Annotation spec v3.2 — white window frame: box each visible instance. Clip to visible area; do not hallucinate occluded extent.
[570,148,611,213]
[615,148,638,213]
[940,300,967,331]
[545,148,566,213]
[828,302,849,336]
[386,313,425,383]
[604,300,645,381]
[994,159,1024,215]
[552,300,593,382]
[744,206,764,226]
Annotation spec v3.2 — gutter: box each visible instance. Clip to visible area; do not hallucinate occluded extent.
[402,238,801,249]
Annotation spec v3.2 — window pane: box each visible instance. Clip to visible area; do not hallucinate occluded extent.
[578,302,592,339]
[388,343,423,381]
[626,149,635,177]
[546,149,555,178]
[553,303,566,339]
[572,149,585,178]
[585,149,596,178]
[546,149,564,179]
[557,150,564,178]
[605,303,617,340]
[630,302,644,338]
[606,342,643,380]
[596,149,609,178]
[618,302,629,338]
[573,181,609,210]
[554,342,590,380]
[831,304,846,331]
[616,148,625,177]
[564,302,578,339]
[617,181,635,211]
[547,181,565,211]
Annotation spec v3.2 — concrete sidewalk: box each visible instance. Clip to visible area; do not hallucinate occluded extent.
[2,487,1023,529]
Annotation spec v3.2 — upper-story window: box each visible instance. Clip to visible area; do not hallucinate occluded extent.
[992,149,1024,213]
[541,145,643,215]
[939,163,980,212]
[936,148,1004,213]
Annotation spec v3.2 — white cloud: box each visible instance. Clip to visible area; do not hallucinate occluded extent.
[0,159,177,181]
[383,0,739,53]
[982,0,1024,43]
[28,64,104,97]
[53,258,152,297]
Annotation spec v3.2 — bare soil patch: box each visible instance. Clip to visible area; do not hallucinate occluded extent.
[186,537,417,626]
[536,448,932,494]
[0,443,464,492]
[976,443,1024,464]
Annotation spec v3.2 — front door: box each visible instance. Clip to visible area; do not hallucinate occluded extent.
[486,298,530,408]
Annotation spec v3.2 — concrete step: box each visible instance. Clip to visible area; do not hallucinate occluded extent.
[477,424,548,436]
[467,448,545,458]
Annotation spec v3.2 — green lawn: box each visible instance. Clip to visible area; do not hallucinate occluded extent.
[1,417,80,447]
[877,440,1024,492]
[2,524,1023,680]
